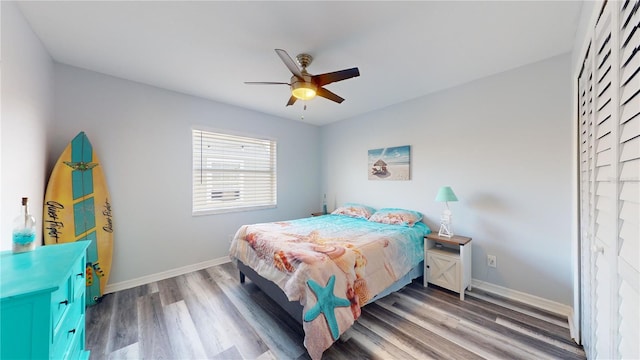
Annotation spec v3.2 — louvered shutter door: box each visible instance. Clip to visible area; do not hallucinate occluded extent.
[617,1,640,358]
[578,1,640,358]
[578,39,595,358]
[592,5,617,357]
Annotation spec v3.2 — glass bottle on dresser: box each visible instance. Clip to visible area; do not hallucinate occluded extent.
[13,197,36,253]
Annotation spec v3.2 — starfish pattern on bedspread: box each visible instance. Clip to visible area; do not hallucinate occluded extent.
[304,275,351,340]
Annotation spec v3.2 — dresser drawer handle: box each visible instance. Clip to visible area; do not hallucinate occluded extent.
[68,329,76,335]
[59,300,69,306]
[76,272,84,278]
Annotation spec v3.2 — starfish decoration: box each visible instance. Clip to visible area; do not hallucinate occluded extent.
[64,161,98,171]
[304,275,351,340]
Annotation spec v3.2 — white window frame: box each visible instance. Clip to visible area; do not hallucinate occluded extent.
[192,128,277,215]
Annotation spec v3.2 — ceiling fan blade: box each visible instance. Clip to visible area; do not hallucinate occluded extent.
[275,49,303,78]
[313,68,360,87]
[286,95,297,107]
[316,87,345,104]
[244,81,290,85]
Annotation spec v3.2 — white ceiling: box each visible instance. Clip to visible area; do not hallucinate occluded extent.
[17,1,583,126]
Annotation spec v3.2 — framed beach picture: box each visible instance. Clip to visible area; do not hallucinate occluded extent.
[368,145,411,180]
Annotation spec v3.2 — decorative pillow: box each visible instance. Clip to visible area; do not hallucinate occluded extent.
[331,203,376,219]
[368,208,423,227]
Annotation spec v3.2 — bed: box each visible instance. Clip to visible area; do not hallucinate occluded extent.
[228,206,430,359]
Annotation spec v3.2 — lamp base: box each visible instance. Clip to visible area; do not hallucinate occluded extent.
[439,209,453,238]
[438,223,453,238]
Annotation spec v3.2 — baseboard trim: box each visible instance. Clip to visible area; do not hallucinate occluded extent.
[104,256,231,294]
[471,279,573,318]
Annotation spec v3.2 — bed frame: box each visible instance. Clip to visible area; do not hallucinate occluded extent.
[237,260,304,323]
[236,259,424,324]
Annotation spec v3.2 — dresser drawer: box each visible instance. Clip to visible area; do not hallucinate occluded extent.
[67,322,86,360]
[71,256,86,300]
[51,277,71,329]
[52,300,84,359]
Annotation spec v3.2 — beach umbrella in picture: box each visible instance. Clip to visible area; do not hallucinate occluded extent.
[373,159,387,173]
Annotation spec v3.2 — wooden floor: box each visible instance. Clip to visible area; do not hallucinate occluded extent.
[86,262,585,359]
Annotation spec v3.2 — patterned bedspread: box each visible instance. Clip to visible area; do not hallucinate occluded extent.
[229,214,430,359]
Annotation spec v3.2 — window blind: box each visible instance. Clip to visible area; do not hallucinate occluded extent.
[192,129,277,214]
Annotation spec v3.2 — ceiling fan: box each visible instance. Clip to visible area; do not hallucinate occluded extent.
[245,49,360,106]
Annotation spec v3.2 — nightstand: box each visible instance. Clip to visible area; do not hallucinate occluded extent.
[423,232,472,300]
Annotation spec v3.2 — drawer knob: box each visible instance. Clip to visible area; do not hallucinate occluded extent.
[76,273,84,278]
[68,329,76,335]
[59,300,69,306]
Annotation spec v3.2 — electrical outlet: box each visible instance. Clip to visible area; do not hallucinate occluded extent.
[487,255,497,268]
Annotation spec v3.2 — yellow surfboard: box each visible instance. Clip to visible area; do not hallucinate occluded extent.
[43,131,113,306]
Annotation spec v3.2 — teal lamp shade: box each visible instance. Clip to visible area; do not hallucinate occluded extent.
[435,186,458,202]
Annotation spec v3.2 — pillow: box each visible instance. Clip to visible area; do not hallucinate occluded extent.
[331,203,376,219]
[368,208,423,227]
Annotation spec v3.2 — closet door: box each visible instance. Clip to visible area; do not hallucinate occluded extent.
[592,4,617,358]
[577,38,595,358]
[617,1,639,358]
[591,2,618,359]
[578,1,639,359]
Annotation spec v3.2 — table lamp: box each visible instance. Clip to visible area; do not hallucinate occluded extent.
[435,186,458,237]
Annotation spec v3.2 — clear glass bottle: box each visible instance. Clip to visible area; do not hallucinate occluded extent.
[322,194,328,214]
[13,197,36,253]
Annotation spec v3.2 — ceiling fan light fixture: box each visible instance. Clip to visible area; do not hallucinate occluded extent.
[291,81,317,100]
[245,49,359,106]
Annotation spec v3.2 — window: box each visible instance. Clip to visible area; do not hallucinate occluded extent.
[192,129,277,214]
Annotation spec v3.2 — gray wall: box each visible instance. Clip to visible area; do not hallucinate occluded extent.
[0,1,54,249]
[321,54,573,305]
[52,64,321,285]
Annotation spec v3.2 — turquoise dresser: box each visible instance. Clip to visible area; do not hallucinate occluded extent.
[1,241,91,359]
